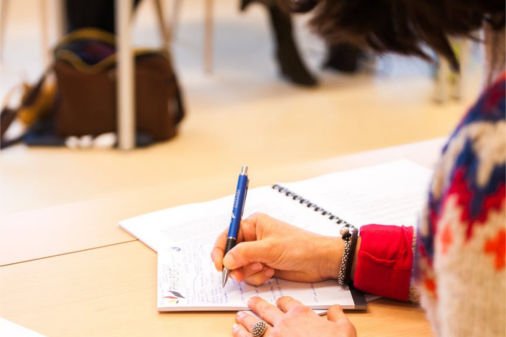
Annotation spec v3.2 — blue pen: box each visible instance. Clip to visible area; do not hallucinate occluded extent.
[222,165,249,287]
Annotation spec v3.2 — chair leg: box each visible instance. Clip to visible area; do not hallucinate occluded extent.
[0,0,9,64]
[53,0,66,40]
[154,0,171,51]
[162,0,214,74]
[116,0,136,150]
[434,57,450,103]
[169,0,182,41]
[40,0,50,67]
[204,0,213,74]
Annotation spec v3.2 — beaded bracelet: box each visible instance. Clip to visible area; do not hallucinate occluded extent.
[337,225,358,286]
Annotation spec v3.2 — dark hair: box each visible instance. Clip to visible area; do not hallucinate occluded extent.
[289,0,505,71]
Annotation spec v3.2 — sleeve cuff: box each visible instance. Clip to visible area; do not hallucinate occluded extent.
[353,224,414,301]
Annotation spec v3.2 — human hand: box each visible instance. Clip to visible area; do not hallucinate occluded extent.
[211,212,343,285]
[232,296,357,337]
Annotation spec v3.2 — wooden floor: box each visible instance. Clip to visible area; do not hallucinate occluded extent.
[0,0,484,216]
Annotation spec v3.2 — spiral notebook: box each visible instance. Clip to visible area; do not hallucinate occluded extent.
[120,160,432,312]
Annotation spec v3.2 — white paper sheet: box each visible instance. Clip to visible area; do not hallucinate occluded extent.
[121,186,342,252]
[281,160,432,227]
[0,318,46,337]
[157,241,355,311]
[120,160,432,252]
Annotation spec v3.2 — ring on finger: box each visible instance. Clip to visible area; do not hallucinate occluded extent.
[252,320,268,337]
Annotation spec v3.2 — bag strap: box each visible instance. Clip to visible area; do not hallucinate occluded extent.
[0,67,53,149]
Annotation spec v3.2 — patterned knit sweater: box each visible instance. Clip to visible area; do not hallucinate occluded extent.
[354,73,505,337]
[416,72,506,336]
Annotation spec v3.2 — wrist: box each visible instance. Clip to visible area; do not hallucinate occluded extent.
[317,236,344,280]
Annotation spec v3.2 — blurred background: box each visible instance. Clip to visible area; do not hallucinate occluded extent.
[0,0,485,215]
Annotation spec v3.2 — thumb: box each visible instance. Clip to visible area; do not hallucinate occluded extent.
[327,305,346,322]
[223,240,272,270]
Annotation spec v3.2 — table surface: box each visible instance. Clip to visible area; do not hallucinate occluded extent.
[0,139,443,337]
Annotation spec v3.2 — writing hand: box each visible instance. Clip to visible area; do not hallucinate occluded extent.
[211,212,343,285]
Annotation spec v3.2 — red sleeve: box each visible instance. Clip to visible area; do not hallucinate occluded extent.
[353,224,414,301]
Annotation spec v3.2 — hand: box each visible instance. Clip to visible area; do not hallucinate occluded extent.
[232,296,357,337]
[211,212,343,285]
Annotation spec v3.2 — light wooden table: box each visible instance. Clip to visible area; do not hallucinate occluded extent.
[0,139,443,337]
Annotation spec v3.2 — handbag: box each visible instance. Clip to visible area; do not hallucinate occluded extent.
[53,28,185,141]
[0,28,185,149]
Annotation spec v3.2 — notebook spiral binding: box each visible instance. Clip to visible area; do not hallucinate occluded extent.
[271,184,353,228]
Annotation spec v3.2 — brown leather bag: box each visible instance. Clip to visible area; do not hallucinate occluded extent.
[53,29,185,141]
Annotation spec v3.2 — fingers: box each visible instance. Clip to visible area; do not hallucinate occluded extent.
[210,215,261,272]
[327,305,357,336]
[229,262,264,283]
[234,311,272,337]
[243,267,275,286]
[248,296,284,326]
[244,262,264,276]
[211,229,228,271]
[276,296,305,313]
[231,323,250,337]
[326,305,346,322]
[228,264,275,285]
[223,240,272,270]
[211,226,249,271]
[240,215,262,242]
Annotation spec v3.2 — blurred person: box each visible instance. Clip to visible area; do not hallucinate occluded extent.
[65,0,142,34]
[211,0,505,336]
[240,0,368,87]
[240,0,318,86]
[65,0,366,87]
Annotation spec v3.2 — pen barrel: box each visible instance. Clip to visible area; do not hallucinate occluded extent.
[227,173,248,238]
[224,237,237,255]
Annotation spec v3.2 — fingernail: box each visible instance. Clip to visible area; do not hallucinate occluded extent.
[230,270,243,282]
[236,311,247,319]
[232,324,241,332]
[264,268,275,277]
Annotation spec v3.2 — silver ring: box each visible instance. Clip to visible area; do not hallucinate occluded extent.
[252,320,268,337]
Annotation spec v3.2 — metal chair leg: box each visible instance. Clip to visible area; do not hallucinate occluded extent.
[204,0,213,74]
[171,0,182,41]
[154,0,172,51]
[40,0,50,67]
[0,0,9,64]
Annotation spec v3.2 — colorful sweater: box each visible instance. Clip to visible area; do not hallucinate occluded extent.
[354,73,506,337]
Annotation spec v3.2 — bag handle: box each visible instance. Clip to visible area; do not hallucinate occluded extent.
[54,28,116,51]
[54,27,171,75]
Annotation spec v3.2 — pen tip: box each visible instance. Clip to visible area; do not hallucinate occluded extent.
[222,269,229,288]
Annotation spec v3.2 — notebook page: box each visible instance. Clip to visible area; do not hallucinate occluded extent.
[279,160,432,227]
[0,318,47,337]
[121,186,341,253]
[157,241,355,311]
